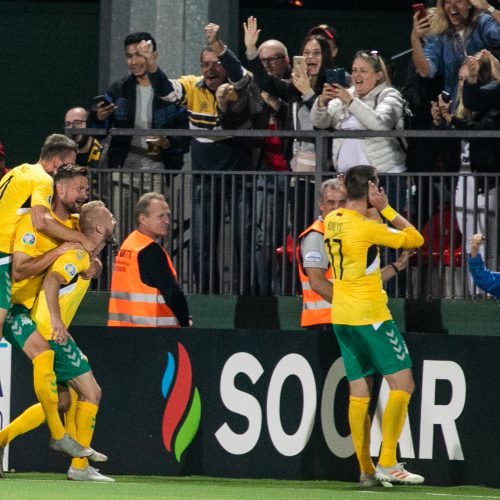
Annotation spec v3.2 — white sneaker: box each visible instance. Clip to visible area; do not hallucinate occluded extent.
[49,433,93,458]
[67,465,115,482]
[88,448,108,462]
[375,463,424,485]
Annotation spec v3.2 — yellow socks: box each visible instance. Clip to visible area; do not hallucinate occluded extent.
[348,396,375,475]
[378,390,411,467]
[71,401,98,470]
[64,388,79,439]
[32,350,65,440]
[0,404,45,448]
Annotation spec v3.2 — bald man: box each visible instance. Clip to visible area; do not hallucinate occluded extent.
[64,107,103,169]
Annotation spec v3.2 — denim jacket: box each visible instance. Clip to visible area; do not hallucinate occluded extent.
[423,13,500,98]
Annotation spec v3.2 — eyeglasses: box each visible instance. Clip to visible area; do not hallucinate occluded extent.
[64,120,86,128]
[260,55,285,64]
[200,60,222,69]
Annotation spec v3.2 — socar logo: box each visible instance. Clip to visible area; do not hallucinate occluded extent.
[161,342,201,462]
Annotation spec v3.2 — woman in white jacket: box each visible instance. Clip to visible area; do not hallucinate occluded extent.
[310,50,406,209]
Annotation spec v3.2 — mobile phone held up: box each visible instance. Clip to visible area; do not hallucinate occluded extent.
[293,55,307,74]
[412,3,427,21]
[325,68,346,87]
[92,94,113,109]
[440,90,451,103]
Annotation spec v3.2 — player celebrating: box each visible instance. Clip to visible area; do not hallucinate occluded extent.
[324,165,424,487]
[1,200,116,480]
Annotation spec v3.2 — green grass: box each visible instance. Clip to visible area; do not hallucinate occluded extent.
[1,474,500,500]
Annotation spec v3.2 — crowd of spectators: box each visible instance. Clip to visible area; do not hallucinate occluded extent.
[3,1,500,297]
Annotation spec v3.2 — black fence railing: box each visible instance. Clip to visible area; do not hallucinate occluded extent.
[67,127,500,299]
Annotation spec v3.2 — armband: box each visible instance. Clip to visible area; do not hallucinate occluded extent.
[381,205,398,222]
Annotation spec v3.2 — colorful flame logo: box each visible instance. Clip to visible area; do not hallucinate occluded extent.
[161,342,201,462]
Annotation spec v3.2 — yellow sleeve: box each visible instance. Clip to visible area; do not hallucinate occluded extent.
[361,219,424,249]
[13,215,38,256]
[50,249,89,284]
[30,170,53,209]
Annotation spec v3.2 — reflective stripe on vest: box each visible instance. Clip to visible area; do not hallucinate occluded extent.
[298,219,333,327]
[108,313,179,327]
[108,230,180,328]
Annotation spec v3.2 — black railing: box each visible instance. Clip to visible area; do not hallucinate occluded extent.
[67,127,500,299]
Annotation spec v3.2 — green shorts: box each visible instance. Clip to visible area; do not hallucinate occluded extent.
[3,304,37,349]
[0,252,12,312]
[49,337,91,383]
[333,320,412,382]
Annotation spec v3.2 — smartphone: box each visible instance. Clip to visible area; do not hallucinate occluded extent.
[440,90,451,103]
[325,68,346,87]
[293,55,306,74]
[412,3,427,20]
[92,94,113,107]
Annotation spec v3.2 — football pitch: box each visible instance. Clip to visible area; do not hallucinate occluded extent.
[1,474,500,500]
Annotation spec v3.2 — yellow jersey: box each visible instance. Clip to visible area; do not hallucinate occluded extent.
[31,249,91,340]
[11,212,79,309]
[0,163,54,254]
[324,208,424,326]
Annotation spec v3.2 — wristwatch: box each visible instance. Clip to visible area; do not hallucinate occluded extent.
[487,3,496,14]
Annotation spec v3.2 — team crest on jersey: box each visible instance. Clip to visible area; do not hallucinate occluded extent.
[64,263,77,278]
[21,232,36,246]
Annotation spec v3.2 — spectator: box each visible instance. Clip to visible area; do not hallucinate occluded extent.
[156,23,253,293]
[64,107,103,169]
[403,7,460,225]
[411,0,500,103]
[298,178,411,332]
[91,32,189,174]
[432,51,500,270]
[307,24,339,60]
[0,142,9,179]
[311,50,406,211]
[108,192,191,328]
[468,233,500,295]
[244,16,335,239]
[218,35,292,294]
[244,16,334,174]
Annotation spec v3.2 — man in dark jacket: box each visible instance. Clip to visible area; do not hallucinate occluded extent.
[91,32,189,172]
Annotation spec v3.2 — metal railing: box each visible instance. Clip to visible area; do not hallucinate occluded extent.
[68,127,500,299]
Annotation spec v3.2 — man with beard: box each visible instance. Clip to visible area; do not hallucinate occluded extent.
[64,108,103,169]
[1,198,116,481]
[153,24,253,293]
[0,137,96,462]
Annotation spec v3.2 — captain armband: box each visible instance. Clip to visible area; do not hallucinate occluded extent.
[380,205,398,222]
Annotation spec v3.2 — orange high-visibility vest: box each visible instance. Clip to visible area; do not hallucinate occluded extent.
[108,230,180,328]
[297,219,333,327]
